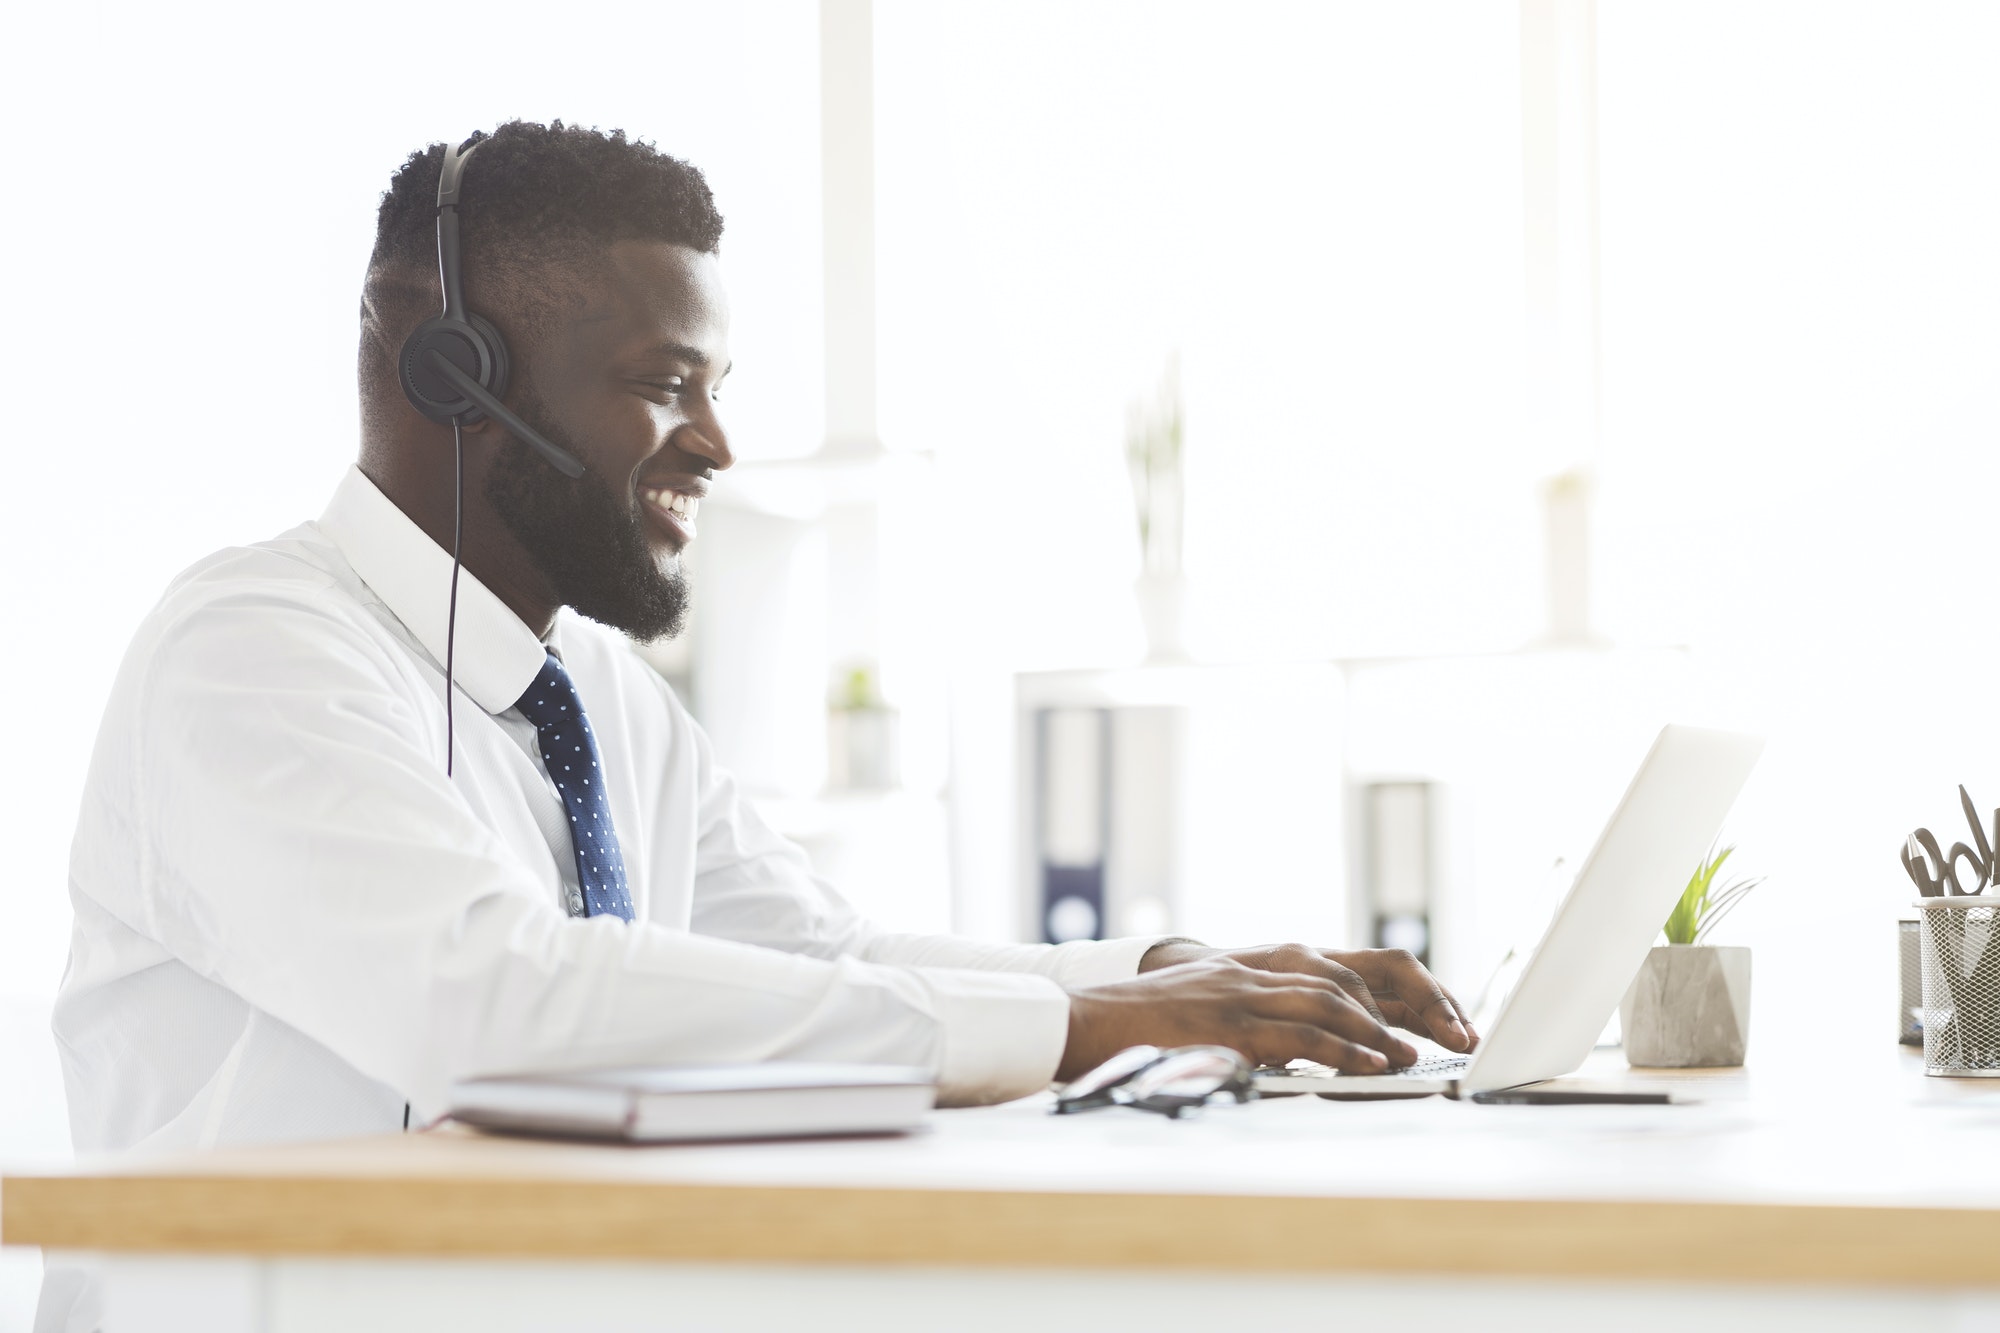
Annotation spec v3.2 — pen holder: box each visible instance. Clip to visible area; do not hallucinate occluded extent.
[1914,898,2000,1076]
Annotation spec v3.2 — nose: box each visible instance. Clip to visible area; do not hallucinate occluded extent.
[674,404,733,474]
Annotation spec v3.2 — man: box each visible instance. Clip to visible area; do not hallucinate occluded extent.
[46,115,1475,1331]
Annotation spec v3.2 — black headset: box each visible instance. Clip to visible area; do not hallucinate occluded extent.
[397,136,586,480]
[394,134,603,794]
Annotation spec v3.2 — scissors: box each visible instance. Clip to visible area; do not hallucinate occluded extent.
[1902,785,1997,897]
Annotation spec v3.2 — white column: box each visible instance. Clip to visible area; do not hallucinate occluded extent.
[1521,0,1602,643]
[818,0,886,731]
[820,0,878,457]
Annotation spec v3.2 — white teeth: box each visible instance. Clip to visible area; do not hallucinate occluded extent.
[640,487,698,531]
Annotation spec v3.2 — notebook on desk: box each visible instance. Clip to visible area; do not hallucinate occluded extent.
[448,1063,937,1143]
[1256,723,1764,1099]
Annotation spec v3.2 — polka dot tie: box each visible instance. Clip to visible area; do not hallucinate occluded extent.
[515,652,633,921]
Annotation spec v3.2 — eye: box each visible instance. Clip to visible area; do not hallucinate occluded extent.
[636,376,686,399]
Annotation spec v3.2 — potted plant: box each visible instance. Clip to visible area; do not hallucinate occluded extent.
[826,662,898,791]
[1127,356,1186,661]
[1620,845,1764,1067]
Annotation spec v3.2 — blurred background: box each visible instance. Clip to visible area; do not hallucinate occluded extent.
[3,0,1999,1322]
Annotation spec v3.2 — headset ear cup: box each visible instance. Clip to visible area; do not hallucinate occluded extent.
[464,312,512,402]
[398,316,507,424]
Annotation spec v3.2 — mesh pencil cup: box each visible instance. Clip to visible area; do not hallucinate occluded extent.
[1914,897,2000,1076]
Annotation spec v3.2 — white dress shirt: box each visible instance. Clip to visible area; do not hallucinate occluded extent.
[53,466,1156,1168]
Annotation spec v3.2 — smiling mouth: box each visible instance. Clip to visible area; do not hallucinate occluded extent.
[639,485,700,543]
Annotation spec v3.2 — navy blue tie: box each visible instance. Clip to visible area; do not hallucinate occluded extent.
[516,652,633,921]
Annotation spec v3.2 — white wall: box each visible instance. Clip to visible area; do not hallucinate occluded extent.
[868,0,2000,1062]
[1592,0,2000,1054]
[874,1,1532,944]
[876,1,1533,667]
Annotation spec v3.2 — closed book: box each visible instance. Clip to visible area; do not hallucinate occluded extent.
[447,1063,936,1143]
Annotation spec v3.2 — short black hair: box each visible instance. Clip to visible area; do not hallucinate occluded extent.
[359,120,723,412]
[369,119,723,276]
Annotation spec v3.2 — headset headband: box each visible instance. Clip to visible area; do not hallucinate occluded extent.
[437,136,480,208]
[395,133,585,480]
[432,137,480,322]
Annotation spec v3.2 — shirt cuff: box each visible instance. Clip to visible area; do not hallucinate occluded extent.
[916,967,1071,1107]
[1034,934,1168,989]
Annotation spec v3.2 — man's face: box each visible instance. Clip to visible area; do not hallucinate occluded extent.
[483,240,733,641]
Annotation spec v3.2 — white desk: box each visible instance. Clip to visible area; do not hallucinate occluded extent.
[8,1048,2000,1332]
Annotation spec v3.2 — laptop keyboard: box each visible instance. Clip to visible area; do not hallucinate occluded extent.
[1260,1054,1471,1081]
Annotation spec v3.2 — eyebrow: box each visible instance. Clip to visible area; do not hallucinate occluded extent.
[636,341,730,376]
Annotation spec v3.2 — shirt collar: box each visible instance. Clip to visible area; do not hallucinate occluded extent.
[317,465,557,714]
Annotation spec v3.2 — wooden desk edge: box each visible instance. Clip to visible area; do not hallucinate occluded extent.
[5,1173,1994,1287]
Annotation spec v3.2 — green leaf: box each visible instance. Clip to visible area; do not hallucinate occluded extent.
[1663,845,1761,945]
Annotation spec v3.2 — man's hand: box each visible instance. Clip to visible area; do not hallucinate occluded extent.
[1059,954,1427,1083]
[1132,940,1479,1054]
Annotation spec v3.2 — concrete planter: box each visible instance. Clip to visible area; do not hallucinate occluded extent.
[1620,944,1752,1068]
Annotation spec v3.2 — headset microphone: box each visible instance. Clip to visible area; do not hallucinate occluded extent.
[419,355,581,477]
[397,136,587,480]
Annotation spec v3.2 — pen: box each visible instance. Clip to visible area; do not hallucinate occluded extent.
[1468,1090,1674,1106]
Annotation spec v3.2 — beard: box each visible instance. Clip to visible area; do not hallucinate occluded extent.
[482,388,690,643]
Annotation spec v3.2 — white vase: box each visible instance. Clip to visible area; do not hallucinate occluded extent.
[1620,944,1752,1068]
[1133,572,1189,662]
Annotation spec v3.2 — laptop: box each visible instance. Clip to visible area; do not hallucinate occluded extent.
[1254,723,1764,1099]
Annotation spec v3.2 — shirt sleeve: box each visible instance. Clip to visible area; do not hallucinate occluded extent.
[672,683,1162,1067]
[117,587,1074,1109]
